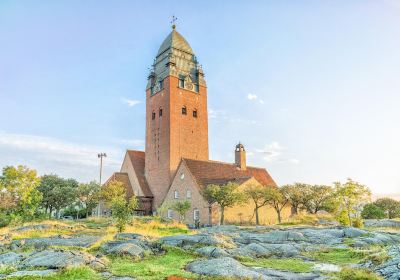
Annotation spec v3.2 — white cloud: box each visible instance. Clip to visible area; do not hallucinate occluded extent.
[255,142,284,162]
[0,131,123,182]
[247,94,258,100]
[259,100,265,104]
[254,142,298,164]
[121,98,140,107]
[209,108,228,120]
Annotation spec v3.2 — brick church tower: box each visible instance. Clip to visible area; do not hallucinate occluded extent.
[145,26,209,208]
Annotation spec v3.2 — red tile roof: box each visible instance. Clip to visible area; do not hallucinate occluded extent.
[127,150,153,197]
[182,158,277,188]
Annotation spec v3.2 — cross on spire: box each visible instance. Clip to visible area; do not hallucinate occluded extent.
[171,15,177,30]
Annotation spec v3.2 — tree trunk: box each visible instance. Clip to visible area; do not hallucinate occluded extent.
[220,206,225,225]
[255,207,260,225]
[347,210,352,226]
[49,206,53,219]
[208,205,212,226]
[277,209,282,223]
[291,205,298,216]
[86,208,89,218]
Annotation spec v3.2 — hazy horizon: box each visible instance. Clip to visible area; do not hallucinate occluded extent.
[1,1,399,195]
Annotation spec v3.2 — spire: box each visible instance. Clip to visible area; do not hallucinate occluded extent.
[171,15,177,30]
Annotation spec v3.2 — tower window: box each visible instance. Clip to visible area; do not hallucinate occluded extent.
[159,108,163,117]
[193,110,197,118]
[159,80,164,90]
[179,78,185,88]
[152,111,155,120]
[195,84,199,92]
[182,106,187,115]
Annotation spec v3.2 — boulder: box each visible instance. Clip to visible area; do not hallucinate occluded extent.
[364,219,400,228]
[12,235,100,248]
[195,246,230,258]
[105,243,145,258]
[0,252,26,265]
[186,257,267,279]
[160,233,234,248]
[18,249,107,270]
[375,246,400,280]
[230,243,301,258]
[236,230,306,244]
[343,228,367,238]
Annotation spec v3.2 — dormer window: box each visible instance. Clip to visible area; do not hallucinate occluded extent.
[182,106,187,115]
[179,78,185,88]
[193,109,197,118]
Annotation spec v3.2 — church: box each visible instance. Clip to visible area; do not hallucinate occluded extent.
[104,25,286,225]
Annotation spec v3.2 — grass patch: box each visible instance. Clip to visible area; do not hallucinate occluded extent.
[109,247,197,280]
[0,265,17,274]
[279,213,336,226]
[334,267,383,280]
[306,248,366,265]
[4,267,100,280]
[240,256,313,273]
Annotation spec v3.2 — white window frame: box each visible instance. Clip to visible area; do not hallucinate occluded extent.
[186,190,192,199]
[174,190,179,199]
[193,209,200,221]
[167,209,173,219]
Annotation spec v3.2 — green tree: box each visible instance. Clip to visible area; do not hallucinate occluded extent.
[280,183,307,215]
[38,175,79,218]
[77,181,101,218]
[172,200,191,222]
[374,198,400,219]
[101,180,137,232]
[0,165,42,220]
[264,186,289,223]
[202,182,245,225]
[334,178,371,226]
[302,185,334,214]
[361,203,385,219]
[244,185,269,225]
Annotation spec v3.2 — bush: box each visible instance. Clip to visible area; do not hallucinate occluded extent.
[353,218,364,228]
[361,203,385,219]
[337,268,383,280]
[336,209,350,226]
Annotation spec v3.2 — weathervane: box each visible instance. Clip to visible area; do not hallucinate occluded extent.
[171,15,177,29]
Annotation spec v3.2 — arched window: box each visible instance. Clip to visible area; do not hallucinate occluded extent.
[159,107,163,117]
[152,110,155,120]
[193,109,198,118]
[182,106,187,115]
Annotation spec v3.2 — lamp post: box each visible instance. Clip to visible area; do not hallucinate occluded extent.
[97,153,107,217]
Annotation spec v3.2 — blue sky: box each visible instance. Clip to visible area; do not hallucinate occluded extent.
[1,1,399,194]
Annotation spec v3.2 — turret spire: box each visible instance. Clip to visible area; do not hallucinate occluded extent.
[171,15,177,30]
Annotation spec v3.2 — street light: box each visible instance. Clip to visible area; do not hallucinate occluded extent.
[98,153,107,185]
[97,153,107,218]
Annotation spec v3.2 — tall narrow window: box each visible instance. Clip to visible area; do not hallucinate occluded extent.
[195,84,199,92]
[174,190,179,199]
[186,190,192,199]
[182,106,187,115]
[193,209,200,221]
[193,109,197,118]
[179,78,185,88]
[159,108,163,117]
[159,79,164,90]
[152,111,155,120]
[167,209,173,219]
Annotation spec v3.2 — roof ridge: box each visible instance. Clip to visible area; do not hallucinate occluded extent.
[127,149,145,153]
[182,157,267,171]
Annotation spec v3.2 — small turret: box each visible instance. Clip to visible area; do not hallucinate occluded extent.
[235,142,246,170]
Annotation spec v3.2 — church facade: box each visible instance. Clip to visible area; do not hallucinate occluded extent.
[104,26,288,225]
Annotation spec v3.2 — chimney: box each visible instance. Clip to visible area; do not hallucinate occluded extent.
[235,143,246,170]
